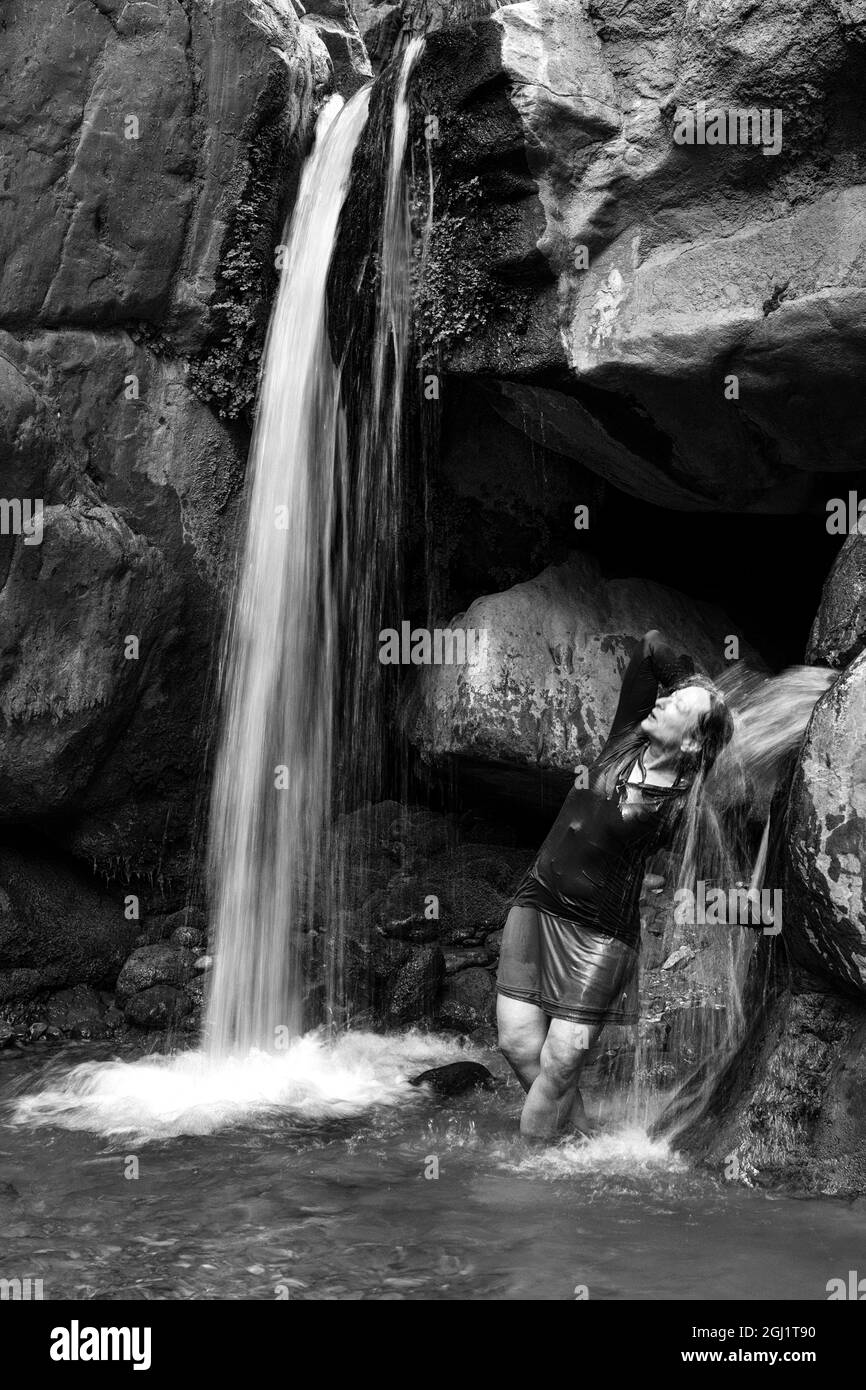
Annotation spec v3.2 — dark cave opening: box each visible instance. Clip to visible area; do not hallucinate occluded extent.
[423,376,859,673]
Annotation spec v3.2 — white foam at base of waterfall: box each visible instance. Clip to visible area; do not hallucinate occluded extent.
[9,1030,477,1142]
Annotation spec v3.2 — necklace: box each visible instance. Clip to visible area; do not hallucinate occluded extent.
[635,745,648,786]
[616,750,643,805]
[615,743,685,807]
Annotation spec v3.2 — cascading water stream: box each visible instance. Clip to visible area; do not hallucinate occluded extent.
[204,89,371,1059]
[329,36,426,1014]
[623,663,837,1137]
[206,38,425,1059]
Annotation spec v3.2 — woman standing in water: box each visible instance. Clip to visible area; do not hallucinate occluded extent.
[497,629,734,1140]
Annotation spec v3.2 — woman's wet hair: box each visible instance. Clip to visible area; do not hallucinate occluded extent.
[596,672,735,802]
[673,674,735,773]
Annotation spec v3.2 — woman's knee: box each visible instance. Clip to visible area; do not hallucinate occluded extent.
[539,1033,588,1092]
[498,1023,542,1071]
[498,1026,539,1070]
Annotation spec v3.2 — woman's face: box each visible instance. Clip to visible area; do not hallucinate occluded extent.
[640,685,712,753]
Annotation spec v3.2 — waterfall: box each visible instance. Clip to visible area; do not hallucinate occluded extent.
[205,40,425,1059]
[329,36,426,1015]
[204,91,369,1058]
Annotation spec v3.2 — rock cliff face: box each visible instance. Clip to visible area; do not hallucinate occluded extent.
[786,652,866,998]
[302,1,373,91]
[671,965,866,1195]
[807,532,866,669]
[0,0,333,1003]
[674,629,866,1193]
[408,0,866,512]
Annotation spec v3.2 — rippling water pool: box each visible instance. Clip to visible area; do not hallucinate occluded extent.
[1,1032,862,1301]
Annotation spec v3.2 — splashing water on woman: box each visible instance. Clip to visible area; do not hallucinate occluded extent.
[642,662,837,1139]
[496,629,837,1142]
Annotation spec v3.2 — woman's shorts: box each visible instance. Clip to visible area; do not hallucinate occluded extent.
[496,904,639,1025]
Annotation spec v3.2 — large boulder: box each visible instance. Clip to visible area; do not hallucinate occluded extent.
[115,944,197,1003]
[412,552,759,772]
[124,984,193,1031]
[0,500,173,820]
[0,0,193,324]
[408,0,866,511]
[785,651,866,997]
[0,0,327,354]
[674,980,866,1196]
[0,845,137,1006]
[386,944,446,1023]
[441,964,496,1022]
[341,935,446,1024]
[301,2,373,93]
[0,0,332,890]
[807,533,866,670]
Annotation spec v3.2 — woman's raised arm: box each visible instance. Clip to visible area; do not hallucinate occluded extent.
[606,629,696,743]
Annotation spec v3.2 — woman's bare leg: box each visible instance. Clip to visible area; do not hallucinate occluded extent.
[520,1018,600,1140]
[496,993,549,1093]
[567,1083,597,1138]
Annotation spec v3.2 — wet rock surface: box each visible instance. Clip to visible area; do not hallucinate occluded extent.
[807,532,866,670]
[785,651,866,998]
[115,944,198,1002]
[407,0,866,512]
[0,844,137,1007]
[0,500,174,821]
[302,1,373,93]
[676,983,866,1196]
[0,0,334,1002]
[124,984,194,1031]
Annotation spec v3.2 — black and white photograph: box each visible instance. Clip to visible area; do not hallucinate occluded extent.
[1,0,866,1346]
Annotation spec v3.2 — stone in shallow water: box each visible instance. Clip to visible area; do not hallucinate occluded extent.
[409,1061,497,1095]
